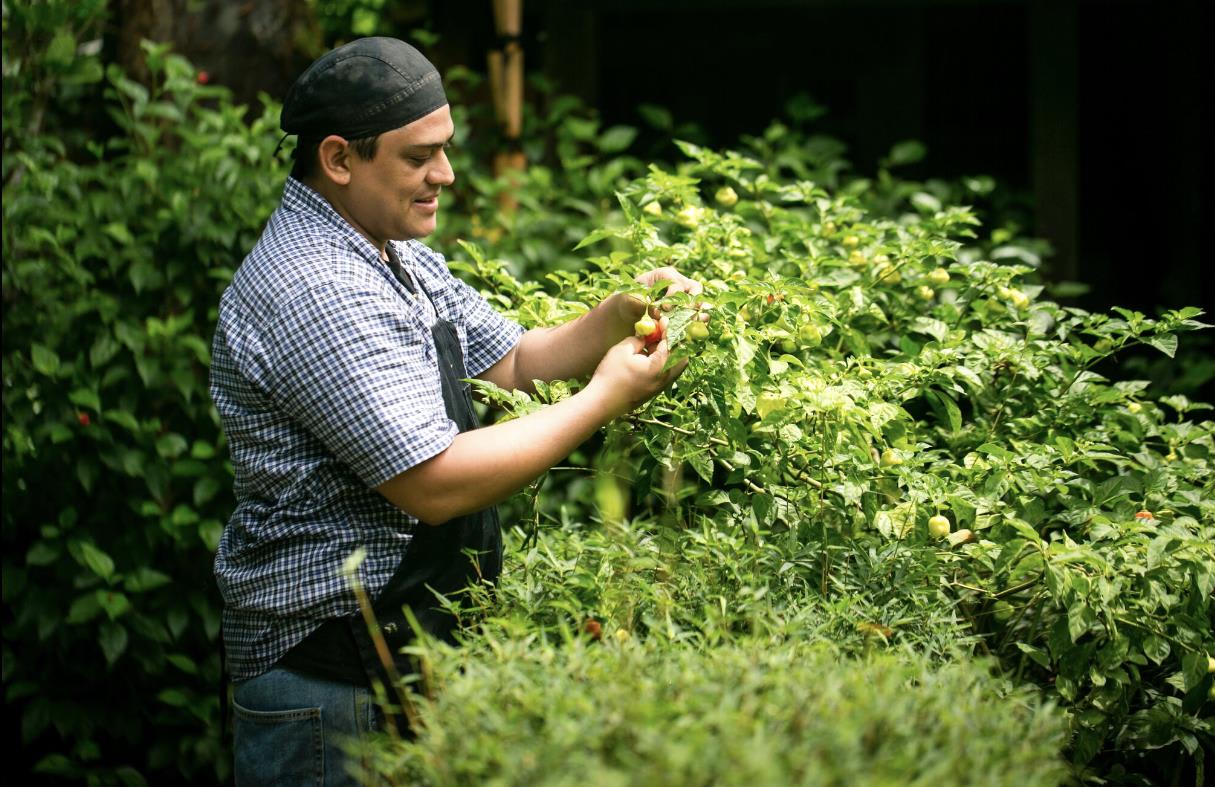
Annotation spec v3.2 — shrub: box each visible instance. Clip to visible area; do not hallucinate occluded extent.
[4,27,286,782]
[370,632,1068,787]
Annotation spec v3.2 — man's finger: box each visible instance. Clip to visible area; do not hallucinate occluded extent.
[646,338,670,368]
[663,357,690,384]
[618,335,647,354]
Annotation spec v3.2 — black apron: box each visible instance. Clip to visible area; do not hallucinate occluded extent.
[277,248,502,694]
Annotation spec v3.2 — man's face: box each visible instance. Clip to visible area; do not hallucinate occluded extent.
[345,104,455,246]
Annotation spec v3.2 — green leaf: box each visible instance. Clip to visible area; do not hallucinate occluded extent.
[1141,635,1170,665]
[597,125,638,154]
[33,753,77,777]
[1015,642,1051,669]
[886,140,926,167]
[96,589,131,620]
[26,542,59,566]
[124,567,171,593]
[167,653,199,674]
[155,433,188,459]
[910,317,948,342]
[193,476,221,507]
[67,593,102,624]
[30,344,61,376]
[45,30,77,67]
[78,542,115,580]
[99,622,128,666]
[573,227,614,250]
[1181,651,1208,691]
[103,221,134,245]
[103,409,141,433]
[157,688,191,708]
[926,389,961,433]
[198,519,223,552]
[1067,602,1094,643]
[977,443,1013,461]
[68,388,101,412]
[1144,334,1177,358]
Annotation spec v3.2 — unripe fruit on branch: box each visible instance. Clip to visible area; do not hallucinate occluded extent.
[715,186,739,207]
[880,448,903,467]
[874,262,901,284]
[676,205,703,227]
[842,235,860,248]
[916,285,935,301]
[999,286,1030,310]
[928,515,951,539]
[634,316,662,344]
[927,267,950,286]
[687,321,710,340]
[798,324,823,346]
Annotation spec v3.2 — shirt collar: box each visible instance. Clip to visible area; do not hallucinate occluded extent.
[281,176,383,264]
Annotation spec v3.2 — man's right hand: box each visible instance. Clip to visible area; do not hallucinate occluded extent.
[584,335,688,419]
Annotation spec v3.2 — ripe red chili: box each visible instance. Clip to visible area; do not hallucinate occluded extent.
[77,412,91,426]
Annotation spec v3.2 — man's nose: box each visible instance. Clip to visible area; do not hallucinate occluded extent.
[428,149,455,187]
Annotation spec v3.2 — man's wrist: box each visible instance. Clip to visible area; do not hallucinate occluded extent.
[580,376,630,423]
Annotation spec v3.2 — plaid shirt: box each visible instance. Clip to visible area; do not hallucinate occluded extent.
[211,177,523,680]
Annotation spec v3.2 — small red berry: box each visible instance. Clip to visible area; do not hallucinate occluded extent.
[197,71,210,85]
[1134,510,1154,521]
[582,619,602,640]
[77,412,91,426]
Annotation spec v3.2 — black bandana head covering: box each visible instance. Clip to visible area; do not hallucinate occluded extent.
[280,37,447,140]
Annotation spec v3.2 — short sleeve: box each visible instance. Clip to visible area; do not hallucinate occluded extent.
[262,283,457,487]
[447,275,525,377]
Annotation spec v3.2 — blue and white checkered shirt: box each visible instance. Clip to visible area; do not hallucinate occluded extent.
[211,177,523,680]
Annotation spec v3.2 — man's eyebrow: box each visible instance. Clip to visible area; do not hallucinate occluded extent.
[404,135,455,150]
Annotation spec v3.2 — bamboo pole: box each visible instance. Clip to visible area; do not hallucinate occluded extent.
[490,0,525,213]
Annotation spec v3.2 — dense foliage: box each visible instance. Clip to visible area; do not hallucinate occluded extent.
[4,6,1212,785]
[5,5,284,782]
[370,129,1213,785]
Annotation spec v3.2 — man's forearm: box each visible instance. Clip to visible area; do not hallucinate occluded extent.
[376,382,620,525]
[499,293,639,391]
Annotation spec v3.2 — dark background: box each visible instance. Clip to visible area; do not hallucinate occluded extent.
[415,0,1212,322]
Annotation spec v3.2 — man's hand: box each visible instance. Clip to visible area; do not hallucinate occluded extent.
[585,335,688,419]
[479,266,705,393]
[621,267,707,325]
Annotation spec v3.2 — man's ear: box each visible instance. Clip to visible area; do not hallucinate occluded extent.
[316,135,353,186]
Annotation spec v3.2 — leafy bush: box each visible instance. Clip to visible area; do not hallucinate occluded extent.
[4,17,286,783]
[401,136,1213,782]
[373,632,1067,786]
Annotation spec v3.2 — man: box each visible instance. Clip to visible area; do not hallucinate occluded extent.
[210,37,701,785]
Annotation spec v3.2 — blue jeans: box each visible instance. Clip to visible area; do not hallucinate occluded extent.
[232,667,381,786]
